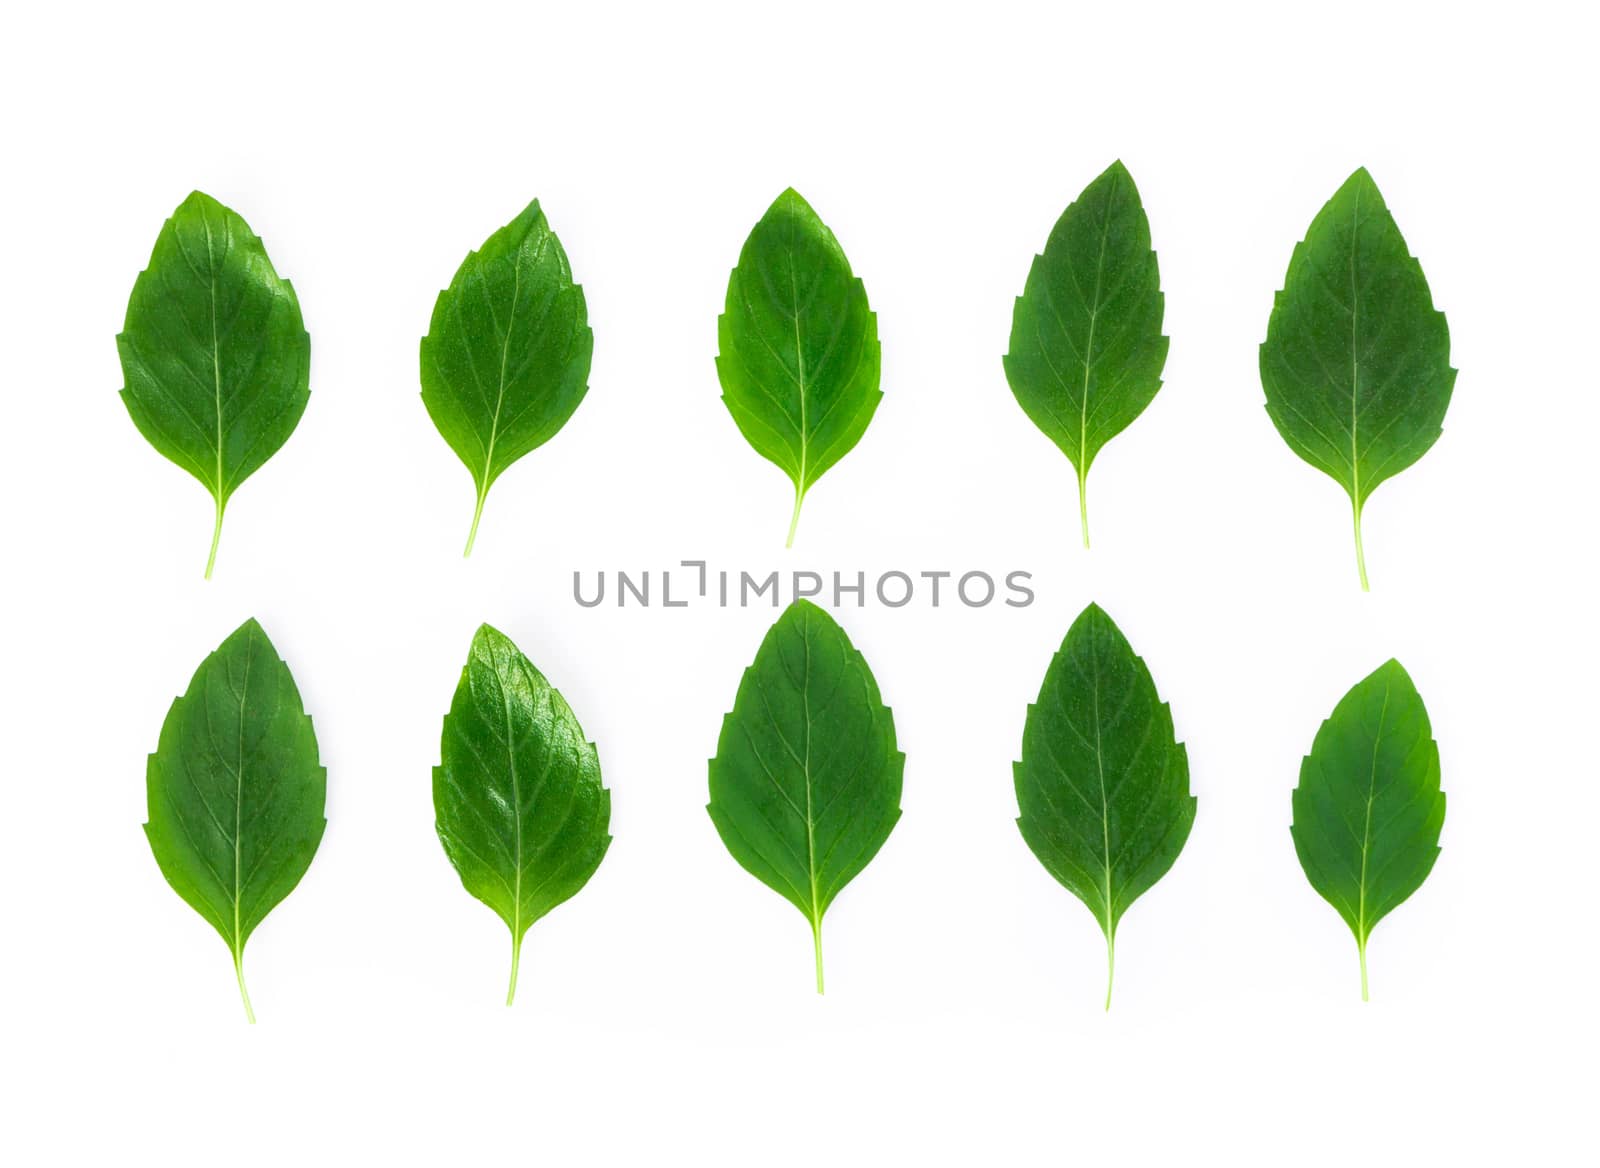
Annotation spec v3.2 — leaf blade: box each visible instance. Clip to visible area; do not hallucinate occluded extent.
[117,191,311,577]
[1003,161,1168,547]
[717,189,882,547]
[420,200,593,555]
[1260,168,1456,588]
[707,599,903,991]
[1290,659,1445,1000]
[1013,603,1195,1008]
[433,624,612,1004]
[143,618,327,1021]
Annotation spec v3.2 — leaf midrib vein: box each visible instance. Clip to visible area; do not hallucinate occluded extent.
[232,635,256,954]
[1078,178,1116,475]
[1357,680,1392,943]
[482,243,529,490]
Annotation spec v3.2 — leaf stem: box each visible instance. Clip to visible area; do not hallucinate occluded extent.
[1077,467,1090,549]
[1358,938,1369,1002]
[786,484,804,550]
[1352,498,1369,591]
[1104,931,1116,1012]
[464,485,488,557]
[233,947,256,1024]
[205,495,226,580]
[506,933,523,1006]
[811,915,824,995]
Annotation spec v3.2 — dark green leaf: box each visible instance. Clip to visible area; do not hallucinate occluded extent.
[1003,161,1168,548]
[1014,603,1195,1009]
[117,191,311,578]
[421,200,593,556]
[143,618,326,1022]
[434,624,611,1004]
[707,599,902,991]
[1260,168,1456,589]
[1290,659,1445,1000]
[717,189,881,547]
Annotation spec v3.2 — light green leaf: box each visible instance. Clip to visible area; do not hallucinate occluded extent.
[1014,603,1195,1009]
[117,191,311,578]
[421,200,593,556]
[1004,161,1168,547]
[707,600,903,991]
[717,189,882,547]
[1290,659,1445,1000]
[143,619,326,1021]
[1260,168,1456,589]
[434,624,611,1004]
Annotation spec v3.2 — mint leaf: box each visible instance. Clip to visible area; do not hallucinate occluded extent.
[1290,659,1445,1000]
[1260,168,1456,589]
[421,200,593,556]
[1014,603,1195,1009]
[707,599,903,991]
[717,189,882,547]
[143,619,326,1022]
[117,191,311,578]
[434,624,612,1004]
[1003,161,1168,547]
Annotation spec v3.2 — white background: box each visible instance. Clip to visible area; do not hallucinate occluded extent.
[2,1,1594,1162]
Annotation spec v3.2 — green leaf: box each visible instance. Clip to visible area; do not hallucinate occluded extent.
[143,618,326,1022]
[434,624,612,1005]
[1290,659,1445,1001]
[1260,168,1456,589]
[707,599,903,992]
[1003,161,1168,548]
[1013,603,1195,1009]
[117,191,311,579]
[421,200,593,556]
[717,189,882,548]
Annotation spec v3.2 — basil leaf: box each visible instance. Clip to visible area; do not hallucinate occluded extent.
[117,191,311,578]
[143,619,326,1022]
[421,200,593,556]
[707,599,903,991]
[1290,659,1445,1000]
[434,624,612,1004]
[717,189,882,547]
[1004,161,1168,548]
[1260,168,1456,589]
[1014,603,1195,1009]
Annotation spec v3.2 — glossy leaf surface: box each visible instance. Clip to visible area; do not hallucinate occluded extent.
[1290,659,1445,1000]
[1014,603,1195,1008]
[421,200,592,555]
[117,191,311,578]
[143,619,326,1021]
[1260,168,1456,589]
[708,600,903,991]
[717,189,881,547]
[434,624,611,1004]
[1004,161,1168,547]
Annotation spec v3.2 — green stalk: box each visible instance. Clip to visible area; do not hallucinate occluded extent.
[1103,931,1116,1011]
[786,484,804,549]
[1352,498,1369,591]
[464,485,489,557]
[1358,938,1370,1002]
[233,947,256,1024]
[1077,467,1091,549]
[205,495,226,580]
[810,916,825,995]
[506,933,523,1006]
